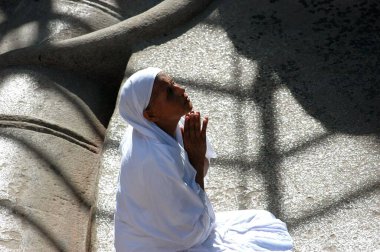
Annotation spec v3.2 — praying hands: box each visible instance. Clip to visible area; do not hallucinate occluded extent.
[181,111,208,190]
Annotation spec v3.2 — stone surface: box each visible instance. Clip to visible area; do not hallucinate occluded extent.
[93,0,380,251]
[0,1,123,251]
[0,65,106,251]
[91,110,125,252]
[0,127,98,251]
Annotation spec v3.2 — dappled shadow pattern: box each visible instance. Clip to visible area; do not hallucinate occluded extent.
[0,128,95,251]
[0,1,122,250]
[0,199,66,251]
[168,0,380,227]
[0,0,129,125]
[217,0,380,135]
[207,0,380,225]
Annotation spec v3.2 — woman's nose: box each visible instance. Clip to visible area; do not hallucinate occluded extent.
[174,84,185,95]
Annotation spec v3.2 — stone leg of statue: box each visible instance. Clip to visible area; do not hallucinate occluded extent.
[0,1,211,250]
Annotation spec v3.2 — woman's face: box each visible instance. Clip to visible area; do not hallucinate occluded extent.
[144,72,193,123]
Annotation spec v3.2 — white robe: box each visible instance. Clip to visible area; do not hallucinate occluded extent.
[115,67,293,251]
[189,210,293,251]
[115,121,217,251]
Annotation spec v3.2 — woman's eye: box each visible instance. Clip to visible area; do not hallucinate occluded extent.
[167,87,173,96]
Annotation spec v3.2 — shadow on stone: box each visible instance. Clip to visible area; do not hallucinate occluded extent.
[287,181,380,231]
[0,131,93,208]
[0,199,66,252]
[212,0,380,223]
[114,0,163,19]
[165,0,380,221]
[33,66,118,128]
[0,129,97,251]
[216,0,380,135]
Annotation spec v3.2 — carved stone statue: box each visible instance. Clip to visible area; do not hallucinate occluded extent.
[0,1,211,250]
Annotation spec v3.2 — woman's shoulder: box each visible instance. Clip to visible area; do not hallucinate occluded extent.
[121,128,184,177]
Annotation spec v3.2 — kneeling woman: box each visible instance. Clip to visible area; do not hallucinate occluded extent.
[115,68,293,251]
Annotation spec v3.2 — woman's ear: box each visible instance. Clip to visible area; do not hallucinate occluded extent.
[143,108,158,122]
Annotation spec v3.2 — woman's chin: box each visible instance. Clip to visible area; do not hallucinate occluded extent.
[186,102,193,112]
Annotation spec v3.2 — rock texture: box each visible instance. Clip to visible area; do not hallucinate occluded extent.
[0,1,116,250]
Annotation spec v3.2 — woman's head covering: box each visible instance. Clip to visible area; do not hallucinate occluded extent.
[119,67,174,144]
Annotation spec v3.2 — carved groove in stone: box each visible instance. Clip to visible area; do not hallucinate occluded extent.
[61,0,124,20]
[0,115,100,153]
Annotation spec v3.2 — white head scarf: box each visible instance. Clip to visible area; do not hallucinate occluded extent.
[118,67,174,144]
[119,67,161,138]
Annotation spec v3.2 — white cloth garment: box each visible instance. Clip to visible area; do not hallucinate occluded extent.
[115,67,293,251]
[188,210,293,252]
